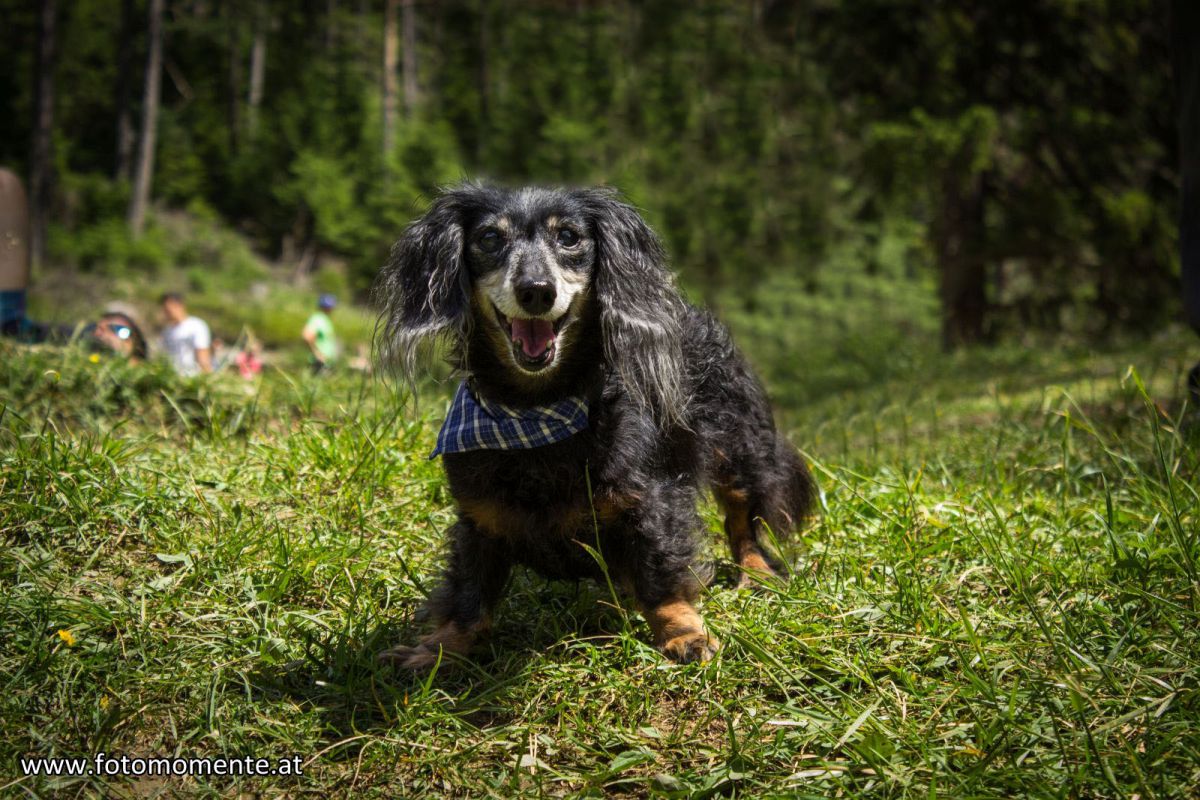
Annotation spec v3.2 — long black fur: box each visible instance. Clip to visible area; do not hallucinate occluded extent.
[374,184,817,666]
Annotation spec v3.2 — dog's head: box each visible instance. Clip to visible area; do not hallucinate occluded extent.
[375,184,686,425]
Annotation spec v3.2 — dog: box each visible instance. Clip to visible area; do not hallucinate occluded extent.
[373,184,816,668]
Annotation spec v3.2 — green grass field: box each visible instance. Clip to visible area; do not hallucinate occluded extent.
[3,329,1200,798]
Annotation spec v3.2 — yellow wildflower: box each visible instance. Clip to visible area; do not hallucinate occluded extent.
[57,629,76,646]
[100,696,110,710]
[89,353,100,364]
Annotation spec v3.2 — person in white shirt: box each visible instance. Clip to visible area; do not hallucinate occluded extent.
[159,292,212,376]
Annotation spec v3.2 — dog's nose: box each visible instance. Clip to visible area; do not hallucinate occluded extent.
[515,279,556,316]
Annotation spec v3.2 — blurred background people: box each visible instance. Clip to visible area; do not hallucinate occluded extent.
[3,169,146,357]
[0,168,30,338]
[348,342,373,374]
[303,293,339,374]
[235,334,263,380]
[159,292,212,375]
[91,302,148,361]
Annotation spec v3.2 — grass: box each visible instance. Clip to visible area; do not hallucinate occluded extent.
[2,326,1200,798]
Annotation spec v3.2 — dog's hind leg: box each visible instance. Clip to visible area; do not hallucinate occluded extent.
[715,484,780,588]
[378,520,511,671]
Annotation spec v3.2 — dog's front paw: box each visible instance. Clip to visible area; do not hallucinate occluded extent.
[376,644,444,671]
[661,631,720,664]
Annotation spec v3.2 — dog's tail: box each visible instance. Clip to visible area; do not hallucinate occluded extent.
[762,437,819,539]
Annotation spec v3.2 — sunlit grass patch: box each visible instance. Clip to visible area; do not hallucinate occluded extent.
[2,335,1199,797]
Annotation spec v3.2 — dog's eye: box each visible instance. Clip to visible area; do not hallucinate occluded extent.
[556,228,580,248]
[478,229,504,253]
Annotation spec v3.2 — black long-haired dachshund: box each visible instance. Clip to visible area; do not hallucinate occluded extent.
[373,184,816,668]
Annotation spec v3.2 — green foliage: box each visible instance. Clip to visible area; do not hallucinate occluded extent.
[0,0,1179,345]
[49,218,172,274]
[57,170,131,224]
[866,106,999,197]
[284,151,365,253]
[389,119,463,196]
[49,209,267,285]
[808,0,1177,339]
[311,265,349,298]
[155,110,210,205]
[722,265,939,405]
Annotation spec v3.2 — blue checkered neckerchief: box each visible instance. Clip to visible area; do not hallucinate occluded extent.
[431,380,590,457]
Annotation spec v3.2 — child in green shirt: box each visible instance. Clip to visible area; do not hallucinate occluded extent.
[303,294,340,373]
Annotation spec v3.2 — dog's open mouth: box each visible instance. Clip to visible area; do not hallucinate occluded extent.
[492,305,566,370]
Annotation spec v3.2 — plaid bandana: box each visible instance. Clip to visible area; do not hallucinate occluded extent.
[431,381,590,457]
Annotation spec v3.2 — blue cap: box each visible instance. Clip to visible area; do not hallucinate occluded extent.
[318,293,337,310]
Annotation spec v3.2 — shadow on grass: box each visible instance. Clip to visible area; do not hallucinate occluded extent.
[248,575,631,743]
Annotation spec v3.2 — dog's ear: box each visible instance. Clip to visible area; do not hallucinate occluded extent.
[374,191,470,382]
[582,188,687,427]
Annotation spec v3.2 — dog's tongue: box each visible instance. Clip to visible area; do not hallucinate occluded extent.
[512,318,555,358]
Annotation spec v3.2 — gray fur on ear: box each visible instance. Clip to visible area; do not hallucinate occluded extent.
[373,189,474,384]
[579,188,688,428]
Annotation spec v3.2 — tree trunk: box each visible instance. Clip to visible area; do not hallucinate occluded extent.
[128,0,164,238]
[401,0,418,116]
[936,170,988,349]
[476,0,489,161]
[1175,0,1200,333]
[356,0,370,73]
[325,0,337,52]
[226,0,242,156]
[29,0,57,269]
[114,0,136,180]
[383,0,399,159]
[247,0,267,138]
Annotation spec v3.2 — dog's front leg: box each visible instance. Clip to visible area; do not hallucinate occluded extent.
[627,500,720,664]
[641,596,720,663]
[378,519,511,671]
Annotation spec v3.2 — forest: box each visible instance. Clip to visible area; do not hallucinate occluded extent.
[0,0,1182,349]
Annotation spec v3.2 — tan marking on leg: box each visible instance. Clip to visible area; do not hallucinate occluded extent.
[462,493,628,540]
[735,552,776,589]
[717,487,779,586]
[419,619,487,653]
[592,490,641,525]
[642,599,719,663]
[459,498,518,538]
